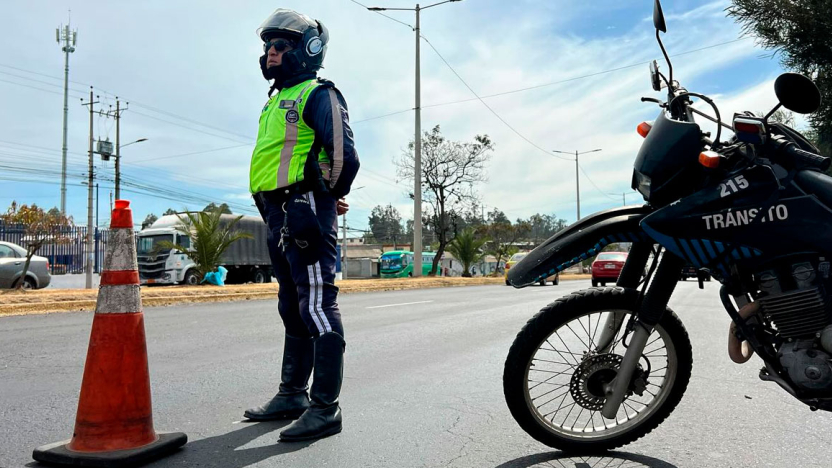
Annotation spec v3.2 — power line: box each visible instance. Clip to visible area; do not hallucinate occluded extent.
[0,62,255,144]
[130,110,253,145]
[419,35,574,162]
[578,164,618,201]
[0,137,252,194]
[343,36,756,125]
[352,108,414,125]
[138,144,252,163]
[0,78,85,99]
[128,101,256,142]
[0,70,87,94]
[348,0,414,29]
[422,37,754,109]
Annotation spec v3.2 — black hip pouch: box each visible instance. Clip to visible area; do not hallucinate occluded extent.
[286,193,324,265]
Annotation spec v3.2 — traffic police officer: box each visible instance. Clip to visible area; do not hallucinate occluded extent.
[245,9,359,442]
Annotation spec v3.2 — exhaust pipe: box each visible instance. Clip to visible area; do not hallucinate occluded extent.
[728,302,760,364]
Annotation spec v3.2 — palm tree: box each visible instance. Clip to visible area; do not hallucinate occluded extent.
[446,228,488,277]
[155,207,252,282]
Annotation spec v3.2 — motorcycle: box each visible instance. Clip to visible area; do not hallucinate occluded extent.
[504,0,830,452]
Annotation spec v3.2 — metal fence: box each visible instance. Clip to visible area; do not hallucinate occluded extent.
[0,222,112,274]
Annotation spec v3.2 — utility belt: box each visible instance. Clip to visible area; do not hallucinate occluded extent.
[259,177,327,205]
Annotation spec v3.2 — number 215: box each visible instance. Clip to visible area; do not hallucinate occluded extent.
[719,175,749,197]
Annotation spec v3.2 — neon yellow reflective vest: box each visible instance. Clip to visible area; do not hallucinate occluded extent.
[249,79,331,194]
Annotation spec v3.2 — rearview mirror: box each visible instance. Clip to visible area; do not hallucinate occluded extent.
[774,73,821,114]
[653,0,667,33]
[649,60,662,91]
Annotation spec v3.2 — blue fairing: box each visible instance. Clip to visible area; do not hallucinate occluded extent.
[508,205,654,287]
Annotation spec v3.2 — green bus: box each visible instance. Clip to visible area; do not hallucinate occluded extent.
[379,251,442,278]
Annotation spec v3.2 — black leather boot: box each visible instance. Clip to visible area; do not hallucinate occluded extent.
[244,334,314,421]
[279,332,344,441]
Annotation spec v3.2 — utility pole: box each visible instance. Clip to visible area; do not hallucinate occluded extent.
[105,99,145,200]
[341,213,347,279]
[82,88,98,289]
[552,148,602,221]
[56,19,77,214]
[116,100,121,199]
[366,0,462,277]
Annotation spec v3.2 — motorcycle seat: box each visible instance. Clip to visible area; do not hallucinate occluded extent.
[795,170,832,208]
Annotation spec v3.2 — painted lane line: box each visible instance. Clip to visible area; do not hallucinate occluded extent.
[366,300,434,309]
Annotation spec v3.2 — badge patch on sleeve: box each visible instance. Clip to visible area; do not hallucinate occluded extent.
[286,110,300,123]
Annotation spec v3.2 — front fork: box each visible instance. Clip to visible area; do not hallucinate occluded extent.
[600,246,685,419]
[595,242,652,353]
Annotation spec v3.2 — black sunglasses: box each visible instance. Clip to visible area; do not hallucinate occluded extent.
[263,39,294,53]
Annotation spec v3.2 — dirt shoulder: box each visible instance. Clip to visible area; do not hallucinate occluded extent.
[0,274,591,317]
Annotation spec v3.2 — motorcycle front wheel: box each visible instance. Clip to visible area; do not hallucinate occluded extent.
[503,287,692,452]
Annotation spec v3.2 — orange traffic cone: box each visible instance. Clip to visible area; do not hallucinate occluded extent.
[33,200,187,467]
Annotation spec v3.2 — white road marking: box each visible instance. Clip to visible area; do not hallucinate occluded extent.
[366,300,434,309]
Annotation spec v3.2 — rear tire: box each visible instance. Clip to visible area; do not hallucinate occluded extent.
[506,279,511,286]
[539,279,546,286]
[252,268,267,284]
[503,287,692,452]
[591,279,598,287]
[552,276,559,286]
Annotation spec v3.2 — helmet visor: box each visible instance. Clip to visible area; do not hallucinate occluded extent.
[257,9,317,39]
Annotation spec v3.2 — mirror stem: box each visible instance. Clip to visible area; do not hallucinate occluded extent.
[763,103,782,123]
[656,29,673,95]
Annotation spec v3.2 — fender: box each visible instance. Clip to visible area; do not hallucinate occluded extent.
[508,204,655,287]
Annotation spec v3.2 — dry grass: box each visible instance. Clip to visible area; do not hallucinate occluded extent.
[0,274,590,317]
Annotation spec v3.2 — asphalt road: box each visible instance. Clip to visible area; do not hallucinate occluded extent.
[2,280,831,468]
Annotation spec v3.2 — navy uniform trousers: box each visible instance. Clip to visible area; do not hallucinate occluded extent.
[255,189,344,339]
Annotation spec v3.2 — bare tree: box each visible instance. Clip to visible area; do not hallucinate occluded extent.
[397,125,493,275]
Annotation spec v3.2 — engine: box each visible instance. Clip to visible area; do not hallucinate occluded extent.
[754,258,832,393]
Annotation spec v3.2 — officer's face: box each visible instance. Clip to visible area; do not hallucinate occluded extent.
[265,39,293,68]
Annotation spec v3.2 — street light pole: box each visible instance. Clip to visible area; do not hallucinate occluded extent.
[552,148,602,222]
[116,137,147,199]
[367,0,462,277]
[575,150,580,220]
[413,3,422,277]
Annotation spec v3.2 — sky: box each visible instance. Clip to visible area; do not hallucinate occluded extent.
[0,0,790,235]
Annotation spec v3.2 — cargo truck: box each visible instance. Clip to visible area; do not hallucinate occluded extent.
[136,214,273,285]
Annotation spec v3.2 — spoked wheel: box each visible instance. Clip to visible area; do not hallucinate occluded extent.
[504,287,692,452]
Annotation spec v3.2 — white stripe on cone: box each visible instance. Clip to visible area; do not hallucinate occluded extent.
[95,284,142,314]
[103,229,138,272]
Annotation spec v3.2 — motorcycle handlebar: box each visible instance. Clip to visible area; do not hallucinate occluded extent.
[786,145,831,171]
[773,136,831,171]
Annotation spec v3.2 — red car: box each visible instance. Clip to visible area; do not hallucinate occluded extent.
[591,251,628,287]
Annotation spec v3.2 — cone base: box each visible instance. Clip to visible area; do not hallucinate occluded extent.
[33,432,187,467]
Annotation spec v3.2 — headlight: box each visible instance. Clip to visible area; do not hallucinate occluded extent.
[633,171,651,199]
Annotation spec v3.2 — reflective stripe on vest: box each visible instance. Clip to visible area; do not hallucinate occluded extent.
[249,79,320,194]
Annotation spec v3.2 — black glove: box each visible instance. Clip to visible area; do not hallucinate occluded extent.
[286,194,324,265]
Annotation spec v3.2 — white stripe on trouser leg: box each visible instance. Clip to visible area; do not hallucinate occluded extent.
[305,192,317,214]
[307,264,327,334]
[313,262,330,332]
[302,193,331,334]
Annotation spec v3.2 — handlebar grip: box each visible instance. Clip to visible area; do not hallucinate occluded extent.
[784,144,831,171]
